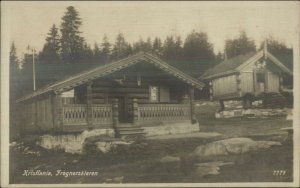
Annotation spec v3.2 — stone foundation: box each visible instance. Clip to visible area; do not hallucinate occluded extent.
[143,121,200,137]
[37,122,201,153]
[38,128,114,154]
[215,108,290,119]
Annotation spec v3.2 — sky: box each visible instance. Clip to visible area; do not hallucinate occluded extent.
[3,1,299,57]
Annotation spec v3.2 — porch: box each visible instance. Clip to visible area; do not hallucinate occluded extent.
[61,100,193,134]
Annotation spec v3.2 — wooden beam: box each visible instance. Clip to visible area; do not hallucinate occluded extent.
[236,74,242,97]
[86,82,93,128]
[132,98,139,125]
[51,94,63,131]
[189,87,195,124]
[92,87,148,93]
[112,98,119,137]
[209,81,213,101]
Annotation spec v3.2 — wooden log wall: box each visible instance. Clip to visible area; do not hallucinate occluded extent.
[267,72,280,92]
[212,74,238,98]
[91,78,152,103]
[20,95,54,132]
[91,85,150,103]
[240,71,254,94]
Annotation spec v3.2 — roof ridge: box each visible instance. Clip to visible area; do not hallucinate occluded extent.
[16,52,204,103]
[200,51,258,80]
[144,53,204,87]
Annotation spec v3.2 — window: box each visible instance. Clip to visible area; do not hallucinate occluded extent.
[149,86,159,102]
[256,73,265,83]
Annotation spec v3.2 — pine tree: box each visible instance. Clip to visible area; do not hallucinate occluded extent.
[162,35,183,63]
[10,42,19,65]
[9,41,20,103]
[81,43,93,63]
[93,43,102,63]
[174,36,183,61]
[101,35,111,63]
[132,37,152,53]
[183,31,215,63]
[39,24,61,63]
[60,6,85,63]
[260,36,293,70]
[225,31,256,59]
[144,37,152,52]
[162,36,175,61]
[152,37,163,57]
[111,33,131,60]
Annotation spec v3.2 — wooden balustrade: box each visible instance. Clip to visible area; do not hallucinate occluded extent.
[63,104,87,125]
[62,103,190,126]
[92,104,113,125]
[138,103,191,122]
[62,104,112,126]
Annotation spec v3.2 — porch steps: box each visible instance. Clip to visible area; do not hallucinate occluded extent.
[115,123,146,138]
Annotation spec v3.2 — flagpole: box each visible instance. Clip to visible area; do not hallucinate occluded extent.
[32,49,36,91]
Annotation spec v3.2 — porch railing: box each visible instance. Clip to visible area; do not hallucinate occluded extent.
[138,103,191,122]
[92,104,113,125]
[62,104,112,126]
[62,103,190,126]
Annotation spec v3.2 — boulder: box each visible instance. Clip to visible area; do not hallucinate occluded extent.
[96,140,133,153]
[38,128,115,154]
[96,142,113,153]
[193,138,281,156]
[10,142,17,147]
[160,155,180,163]
[195,161,234,176]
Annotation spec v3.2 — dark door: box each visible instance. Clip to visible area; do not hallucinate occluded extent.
[256,72,266,93]
[117,97,129,123]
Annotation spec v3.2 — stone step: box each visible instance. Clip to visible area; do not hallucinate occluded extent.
[117,127,144,132]
[115,123,145,137]
[117,124,137,128]
[118,130,146,135]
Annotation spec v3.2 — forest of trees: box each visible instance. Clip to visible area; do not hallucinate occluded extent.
[11,6,293,68]
[9,6,293,99]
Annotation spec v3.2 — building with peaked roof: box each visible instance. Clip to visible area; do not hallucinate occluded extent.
[15,52,204,137]
[200,45,293,110]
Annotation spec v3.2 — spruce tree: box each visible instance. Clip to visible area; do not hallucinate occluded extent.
[101,35,111,63]
[183,31,215,63]
[93,43,102,63]
[60,6,85,63]
[225,31,256,59]
[152,37,163,57]
[10,42,18,65]
[39,24,61,63]
[111,33,131,60]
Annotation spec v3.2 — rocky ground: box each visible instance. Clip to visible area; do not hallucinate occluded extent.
[9,102,293,184]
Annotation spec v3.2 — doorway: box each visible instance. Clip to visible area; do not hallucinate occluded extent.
[256,72,266,93]
[117,96,130,123]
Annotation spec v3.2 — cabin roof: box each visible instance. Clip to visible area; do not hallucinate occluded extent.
[200,52,257,79]
[200,49,293,80]
[17,52,205,103]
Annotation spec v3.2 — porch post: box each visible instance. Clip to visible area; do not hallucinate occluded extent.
[86,82,93,128]
[52,93,63,131]
[132,98,139,125]
[189,87,196,124]
[112,98,119,128]
[236,74,242,97]
[279,73,284,91]
[209,81,213,101]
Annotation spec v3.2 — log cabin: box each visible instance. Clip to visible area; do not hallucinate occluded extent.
[200,45,293,110]
[15,52,204,137]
